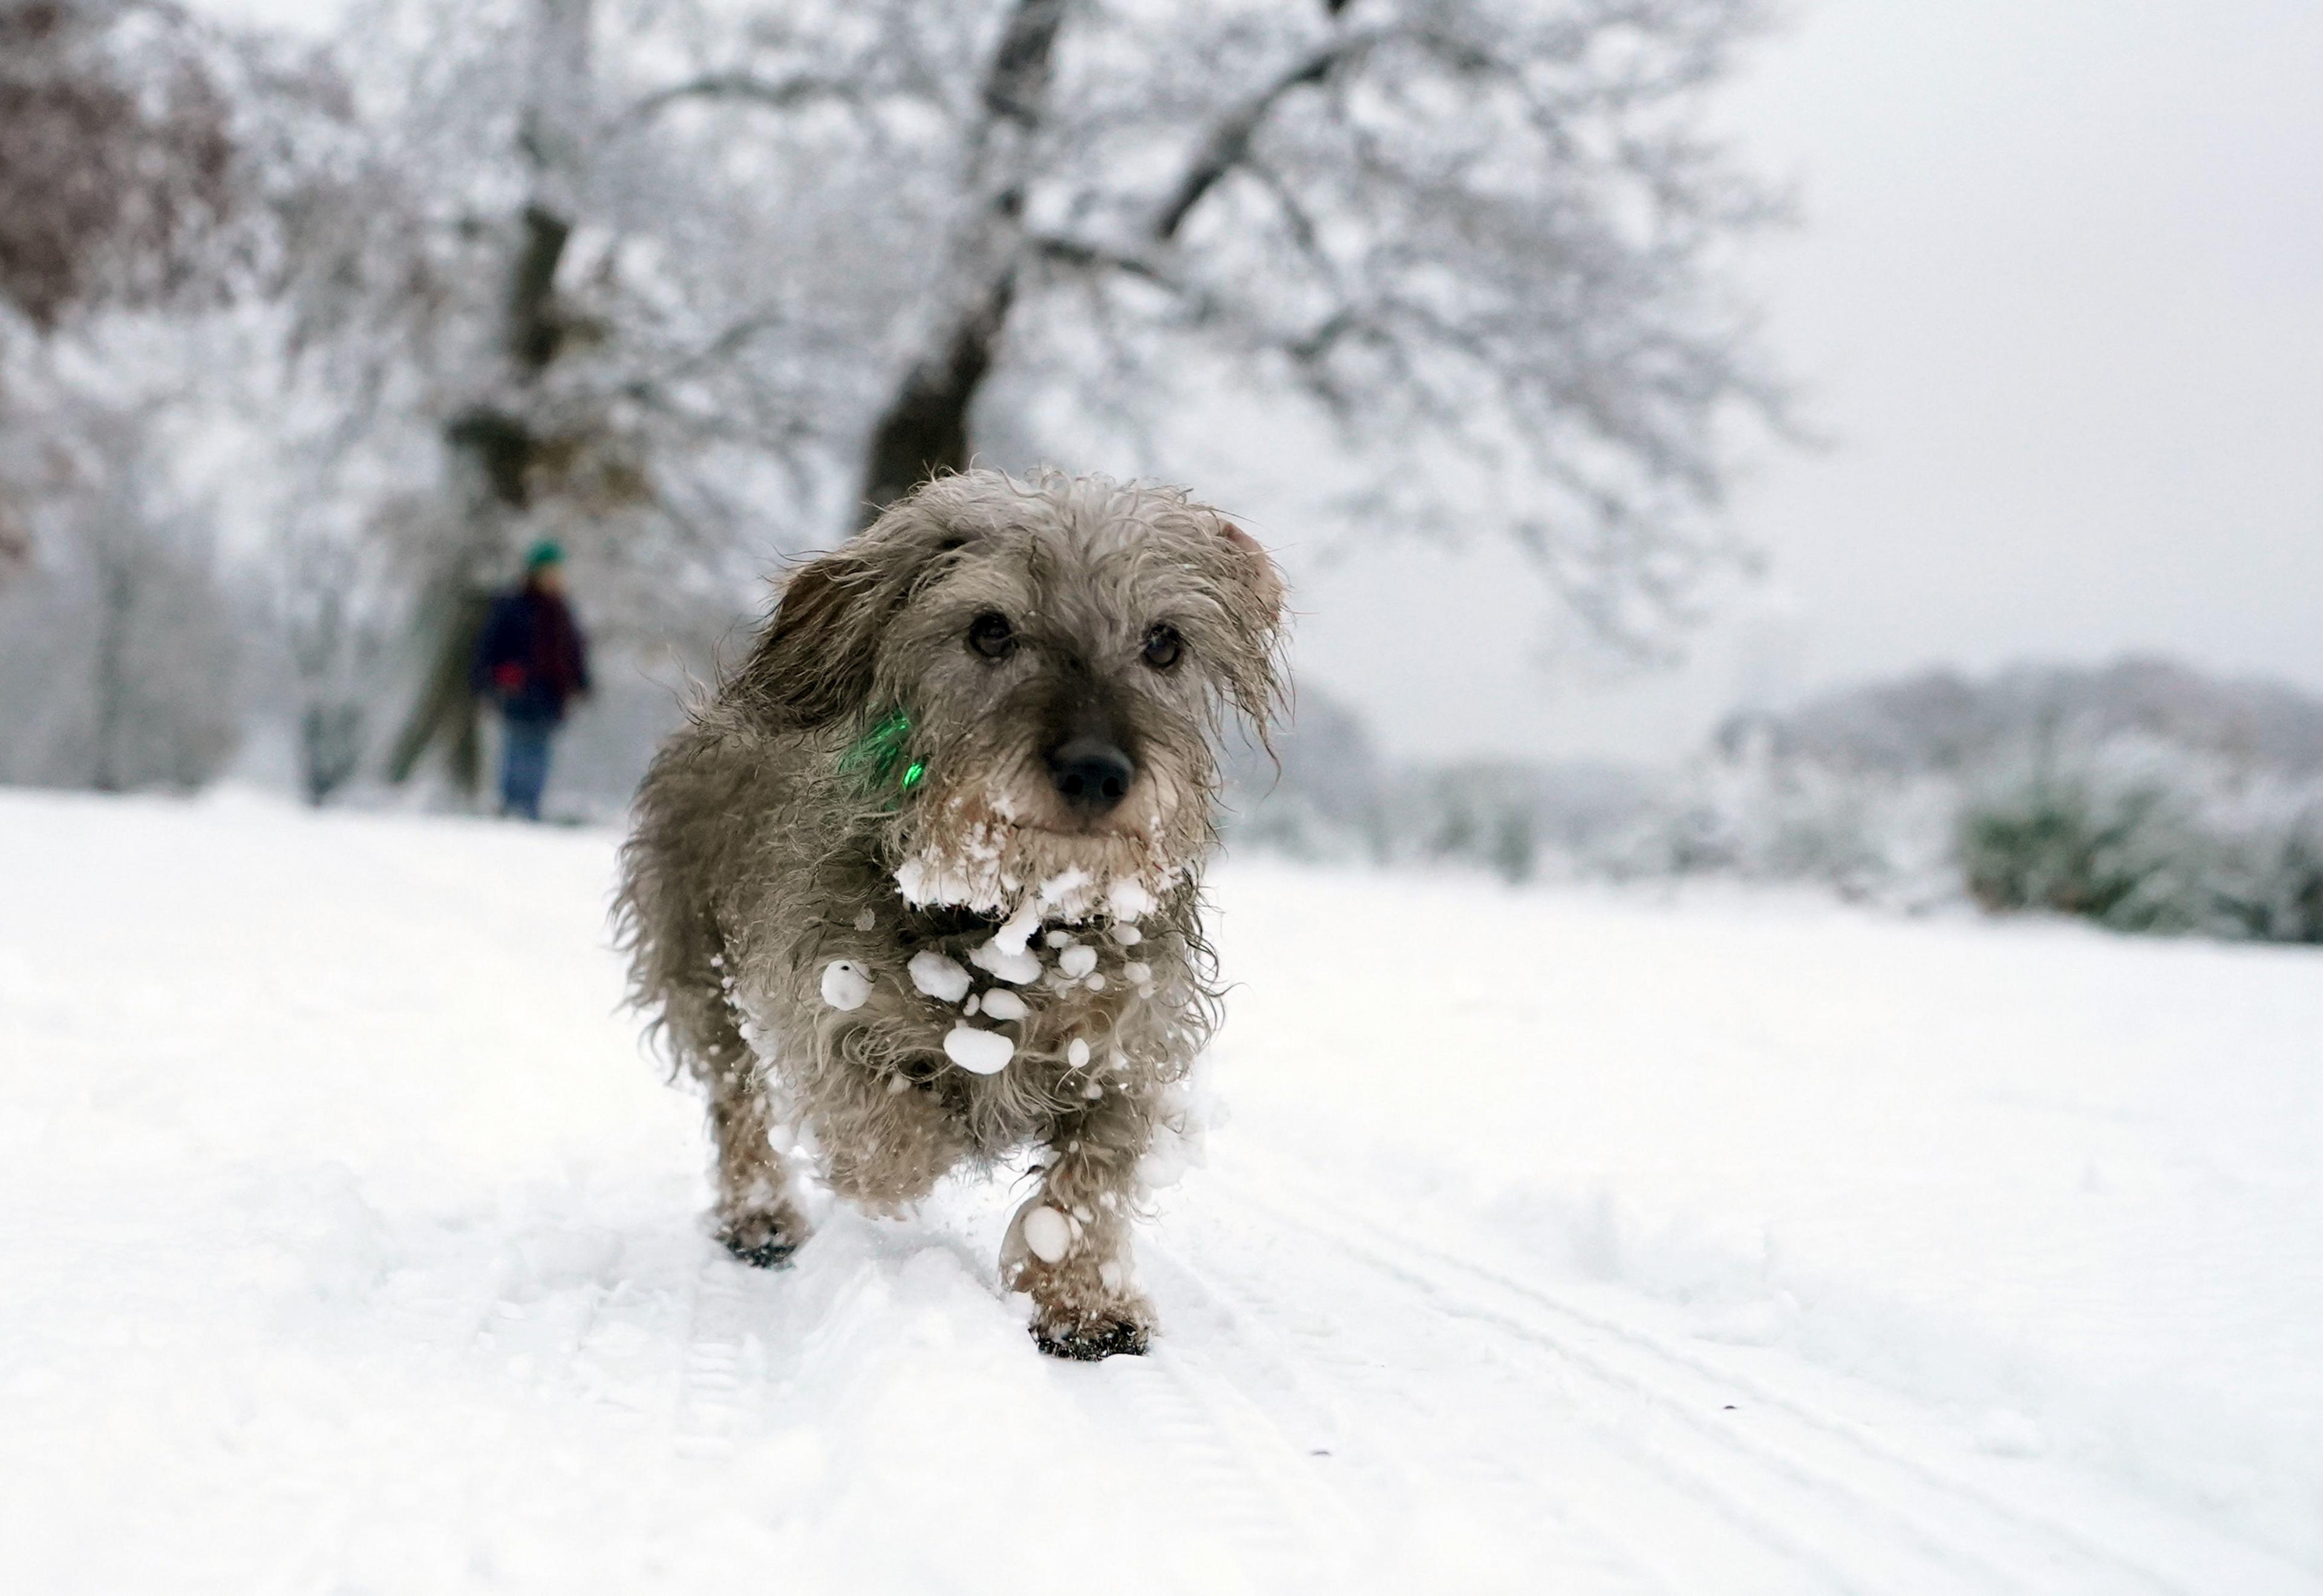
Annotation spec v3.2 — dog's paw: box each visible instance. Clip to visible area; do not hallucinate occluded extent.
[714,1206,807,1269]
[722,1232,799,1269]
[1030,1315,1149,1362]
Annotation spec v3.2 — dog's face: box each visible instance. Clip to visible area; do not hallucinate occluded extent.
[737,471,1285,920]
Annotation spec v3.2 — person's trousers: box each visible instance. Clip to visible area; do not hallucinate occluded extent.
[500,718,555,820]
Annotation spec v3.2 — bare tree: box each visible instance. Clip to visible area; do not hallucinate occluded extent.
[659,0,1789,645]
[0,0,240,333]
[263,0,871,790]
[326,0,1785,734]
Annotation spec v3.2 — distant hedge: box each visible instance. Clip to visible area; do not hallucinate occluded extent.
[1958,764,2323,944]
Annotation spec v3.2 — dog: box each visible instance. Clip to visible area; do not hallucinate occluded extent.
[615,469,1285,1359]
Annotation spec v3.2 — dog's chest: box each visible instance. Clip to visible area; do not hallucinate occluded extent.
[754,895,1200,1110]
[944,919,1168,1028]
[875,915,1189,1086]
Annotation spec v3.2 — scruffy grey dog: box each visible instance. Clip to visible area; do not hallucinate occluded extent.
[615,469,1284,1359]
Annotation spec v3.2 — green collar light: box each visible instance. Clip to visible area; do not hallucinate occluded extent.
[841,709,923,796]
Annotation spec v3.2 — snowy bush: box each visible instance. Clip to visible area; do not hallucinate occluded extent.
[2203,789,2323,946]
[1958,754,2323,945]
[2230,810,2323,944]
[1220,692,1663,886]
[1956,762,2220,935]
[1228,662,2323,946]
[1647,667,2323,944]
[1630,722,1959,900]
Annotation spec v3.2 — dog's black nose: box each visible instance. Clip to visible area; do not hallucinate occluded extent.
[1047,737,1136,815]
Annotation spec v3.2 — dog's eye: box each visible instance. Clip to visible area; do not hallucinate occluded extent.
[1142,623,1184,672]
[967,611,1016,660]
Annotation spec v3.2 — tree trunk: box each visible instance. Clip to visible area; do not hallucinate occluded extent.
[385,584,491,790]
[854,0,1064,524]
[301,702,364,806]
[88,552,131,793]
[388,0,590,794]
[857,273,1016,522]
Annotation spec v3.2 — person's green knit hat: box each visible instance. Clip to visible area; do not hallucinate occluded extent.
[524,539,564,570]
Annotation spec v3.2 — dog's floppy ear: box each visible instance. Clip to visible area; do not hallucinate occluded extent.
[1220,521,1285,629]
[733,549,883,729]
[1211,519,1290,741]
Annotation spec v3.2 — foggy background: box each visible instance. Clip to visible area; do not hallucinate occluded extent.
[195,0,2323,762]
[1299,0,2323,764]
[4,0,2319,940]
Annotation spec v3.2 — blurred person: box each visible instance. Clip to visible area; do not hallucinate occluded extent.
[471,541,590,820]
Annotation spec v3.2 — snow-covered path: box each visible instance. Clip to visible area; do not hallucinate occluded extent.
[3,793,2318,1594]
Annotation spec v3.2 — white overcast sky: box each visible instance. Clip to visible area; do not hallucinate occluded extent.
[203,0,2323,762]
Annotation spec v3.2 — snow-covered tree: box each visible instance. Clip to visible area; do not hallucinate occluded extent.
[0,0,253,579]
[296,0,1788,790]
[0,387,242,791]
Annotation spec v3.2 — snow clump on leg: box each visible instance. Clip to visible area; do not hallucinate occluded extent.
[820,960,872,1011]
[907,950,970,1002]
[1021,1205,1073,1265]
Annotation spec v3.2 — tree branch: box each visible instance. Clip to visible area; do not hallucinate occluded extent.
[1146,21,1498,243]
[619,72,866,126]
[981,0,1067,128]
[1028,234,1174,290]
[1152,38,1359,243]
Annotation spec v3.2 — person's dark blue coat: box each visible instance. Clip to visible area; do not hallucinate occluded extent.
[471,580,591,725]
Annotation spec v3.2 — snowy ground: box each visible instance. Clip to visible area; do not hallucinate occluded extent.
[3,790,2319,1595]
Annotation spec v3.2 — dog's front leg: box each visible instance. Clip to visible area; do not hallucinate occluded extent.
[1003,1101,1157,1360]
[705,1062,812,1267]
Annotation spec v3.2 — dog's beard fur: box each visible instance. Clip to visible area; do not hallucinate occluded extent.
[887,761,1204,927]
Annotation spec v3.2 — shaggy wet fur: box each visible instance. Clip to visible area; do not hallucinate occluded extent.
[615,470,1284,1359]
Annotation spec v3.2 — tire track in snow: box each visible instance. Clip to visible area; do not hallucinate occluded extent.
[1099,1346,1324,1589]
[1134,1243,1384,1585]
[1226,1179,2317,1596]
[659,1214,1342,1591]
[1145,1231,1674,1596]
[1226,1182,2110,1593]
[1368,1228,2302,1596]
[1166,1206,1889,1595]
